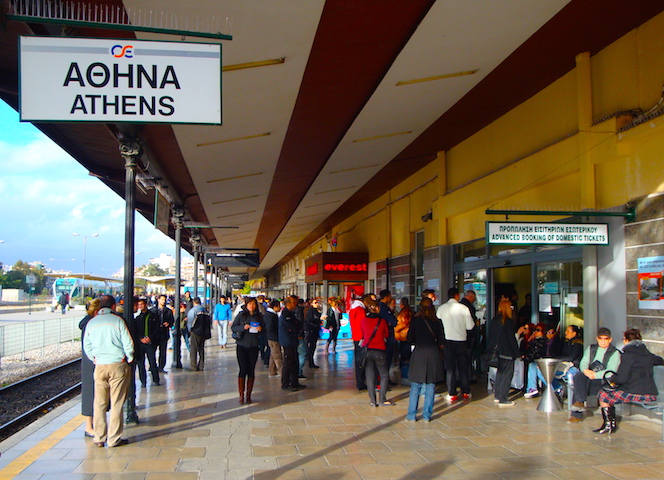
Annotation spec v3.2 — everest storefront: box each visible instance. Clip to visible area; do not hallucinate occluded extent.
[305,252,368,340]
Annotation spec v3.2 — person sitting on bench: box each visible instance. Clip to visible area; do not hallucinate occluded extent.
[568,327,621,423]
[595,328,664,434]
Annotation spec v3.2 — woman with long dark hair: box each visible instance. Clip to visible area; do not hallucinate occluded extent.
[487,298,520,407]
[360,297,394,407]
[231,297,265,404]
[405,299,444,422]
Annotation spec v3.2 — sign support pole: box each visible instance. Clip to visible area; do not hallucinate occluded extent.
[203,253,208,309]
[119,134,141,425]
[172,208,184,369]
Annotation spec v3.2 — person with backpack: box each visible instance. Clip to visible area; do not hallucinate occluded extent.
[568,327,621,423]
[187,297,211,371]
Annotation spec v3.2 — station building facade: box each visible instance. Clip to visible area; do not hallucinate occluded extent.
[267,12,664,353]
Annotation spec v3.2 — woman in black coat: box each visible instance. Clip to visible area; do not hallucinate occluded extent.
[231,297,266,404]
[596,328,664,434]
[486,298,521,407]
[405,299,444,422]
[79,297,100,438]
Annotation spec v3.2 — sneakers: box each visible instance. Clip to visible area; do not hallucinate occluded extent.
[493,398,501,403]
[568,415,584,423]
[571,401,586,412]
[462,393,472,400]
[524,389,540,399]
[498,401,516,407]
[446,394,459,403]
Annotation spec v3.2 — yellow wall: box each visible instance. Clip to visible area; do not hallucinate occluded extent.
[281,10,664,276]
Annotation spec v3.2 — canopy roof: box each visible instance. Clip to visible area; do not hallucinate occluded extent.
[2,0,662,278]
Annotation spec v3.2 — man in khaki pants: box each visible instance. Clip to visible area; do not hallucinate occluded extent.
[83,295,134,447]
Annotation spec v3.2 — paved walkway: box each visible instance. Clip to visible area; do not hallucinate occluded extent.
[1,340,663,480]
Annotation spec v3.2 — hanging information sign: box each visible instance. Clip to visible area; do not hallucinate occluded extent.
[486,222,609,245]
[19,36,221,124]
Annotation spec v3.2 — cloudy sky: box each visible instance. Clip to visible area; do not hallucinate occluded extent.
[0,100,189,276]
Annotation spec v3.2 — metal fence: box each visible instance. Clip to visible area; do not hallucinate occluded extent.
[0,317,80,362]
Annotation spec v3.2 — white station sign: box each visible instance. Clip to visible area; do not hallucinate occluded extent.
[19,36,221,125]
[487,222,609,245]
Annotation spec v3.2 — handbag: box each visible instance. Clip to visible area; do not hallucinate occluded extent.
[232,330,245,341]
[358,318,381,369]
[601,370,620,392]
[487,347,500,368]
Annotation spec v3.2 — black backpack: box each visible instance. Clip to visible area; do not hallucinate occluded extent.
[191,311,212,339]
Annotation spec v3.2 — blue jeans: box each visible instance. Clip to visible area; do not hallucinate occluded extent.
[297,339,306,375]
[527,361,546,392]
[407,382,435,421]
[217,320,228,346]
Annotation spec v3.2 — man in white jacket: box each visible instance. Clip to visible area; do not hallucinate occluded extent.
[437,287,475,402]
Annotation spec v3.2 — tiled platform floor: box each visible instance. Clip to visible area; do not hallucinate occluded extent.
[1,339,663,480]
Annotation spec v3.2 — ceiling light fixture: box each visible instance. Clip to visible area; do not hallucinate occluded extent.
[220,233,253,239]
[315,186,357,195]
[212,195,260,205]
[352,131,412,143]
[222,222,256,227]
[330,164,378,175]
[207,172,263,184]
[223,58,286,72]
[396,69,478,86]
[197,132,271,148]
[304,200,340,209]
[215,210,256,219]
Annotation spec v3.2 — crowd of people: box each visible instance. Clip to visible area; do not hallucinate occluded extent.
[77,286,663,446]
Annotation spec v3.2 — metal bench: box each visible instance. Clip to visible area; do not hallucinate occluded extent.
[619,365,664,441]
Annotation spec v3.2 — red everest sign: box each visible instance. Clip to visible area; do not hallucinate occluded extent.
[307,262,368,276]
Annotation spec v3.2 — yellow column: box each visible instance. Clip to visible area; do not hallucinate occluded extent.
[435,150,448,245]
[576,52,596,210]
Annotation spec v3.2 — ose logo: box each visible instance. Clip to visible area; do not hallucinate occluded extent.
[110,45,134,58]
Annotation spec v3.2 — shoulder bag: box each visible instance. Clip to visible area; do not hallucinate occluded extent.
[358,318,381,370]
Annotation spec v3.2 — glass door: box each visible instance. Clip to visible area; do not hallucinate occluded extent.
[536,261,583,332]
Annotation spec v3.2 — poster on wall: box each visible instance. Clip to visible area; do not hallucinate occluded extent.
[638,256,664,309]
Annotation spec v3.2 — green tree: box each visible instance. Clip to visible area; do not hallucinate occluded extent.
[0,260,46,293]
[140,263,168,276]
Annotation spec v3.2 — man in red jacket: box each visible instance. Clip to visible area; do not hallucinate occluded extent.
[350,294,372,390]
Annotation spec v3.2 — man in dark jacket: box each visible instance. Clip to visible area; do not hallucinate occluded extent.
[153,294,175,374]
[135,298,161,387]
[279,296,305,391]
[265,300,283,376]
[379,290,398,381]
[460,290,479,382]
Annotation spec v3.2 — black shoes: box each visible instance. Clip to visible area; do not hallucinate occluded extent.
[109,439,129,447]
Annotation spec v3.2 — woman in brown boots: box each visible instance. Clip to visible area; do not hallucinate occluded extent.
[231,297,266,404]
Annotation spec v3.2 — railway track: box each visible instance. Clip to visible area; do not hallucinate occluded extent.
[0,359,82,442]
